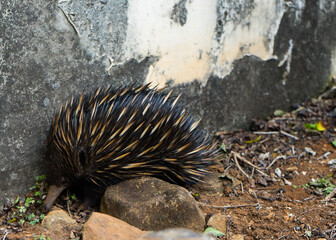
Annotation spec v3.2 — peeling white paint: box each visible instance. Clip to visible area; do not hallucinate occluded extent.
[57,0,306,87]
[125,0,288,87]
[278,39,294,86]
[211,0,286,79]
[331,47,336,76]
[278,39,293,73]
[125,0,217,87]
[285,0,305,22]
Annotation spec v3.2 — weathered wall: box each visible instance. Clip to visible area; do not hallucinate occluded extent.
[1,0,336,207]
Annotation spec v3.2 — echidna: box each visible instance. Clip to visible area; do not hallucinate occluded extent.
[42,84,219,212]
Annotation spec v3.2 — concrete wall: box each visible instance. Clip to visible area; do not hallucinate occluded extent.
[1,0,336,207]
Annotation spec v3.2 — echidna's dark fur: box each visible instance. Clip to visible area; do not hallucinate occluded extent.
[43,84,219,211]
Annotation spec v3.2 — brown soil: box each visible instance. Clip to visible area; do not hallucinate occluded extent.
[1,88,336,239]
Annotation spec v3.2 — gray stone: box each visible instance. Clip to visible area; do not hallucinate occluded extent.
[100,177,206,231]
[141,228,215,240]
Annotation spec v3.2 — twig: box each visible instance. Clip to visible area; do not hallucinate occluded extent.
[299,208,320,216]
[233,152,262,171]
[253,131,279,135]
[66,190,73,217]
[325,187,336,201]
[215,131,232,136]
[302,196,315,201]
[225,218,231,239]
[279,130,299,140]
[233,152,269,177]
[317,152,331,160]
[266,155,286,169]
[291,146,295,155]
[260,137,270,144]
[199,202,258,209]
[249,189,261,209]
[232,153,250,179]
[224,164,233,173]
[2,231,8,240]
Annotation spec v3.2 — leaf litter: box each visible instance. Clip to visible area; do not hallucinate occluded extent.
[201,85,336,239]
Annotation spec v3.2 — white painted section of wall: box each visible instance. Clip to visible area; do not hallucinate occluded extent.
[124,0,217,87]
[211,1,286,78]
[124,0,287,87]
[57,0,304,88]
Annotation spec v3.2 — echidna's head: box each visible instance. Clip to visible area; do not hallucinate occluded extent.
[43,135,91,212]
[42,147,72,212]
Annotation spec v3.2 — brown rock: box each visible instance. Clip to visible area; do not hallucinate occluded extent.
[207,213,227,233]
[231,234,245,240]
[41,209,77,231]
[82,212,144,240]
[286,166,298,172]
[100,177,206,231]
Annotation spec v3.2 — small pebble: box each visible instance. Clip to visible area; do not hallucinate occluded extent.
[286,166,298,172]
[283,178,292,186]
[259,152,270,160]
[328,159,336,165]
[275,168,282,177]
[70,231,76,239]
[258,178,268,187]
[304,147,316,156]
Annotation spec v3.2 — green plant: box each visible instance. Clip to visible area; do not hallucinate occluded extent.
[8,174,47,225]
[304,177,335,195]
[33,234,51,240]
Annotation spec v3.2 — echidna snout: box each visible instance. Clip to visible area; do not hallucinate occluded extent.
[43,84,219,211]
[42,184,66,212]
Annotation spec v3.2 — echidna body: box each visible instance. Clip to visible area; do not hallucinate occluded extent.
[43,84,219,212]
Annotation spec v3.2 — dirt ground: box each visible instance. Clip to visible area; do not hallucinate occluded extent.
[1,86,336,239]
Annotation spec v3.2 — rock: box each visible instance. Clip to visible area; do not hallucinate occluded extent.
[257,177,268,187]
[207,214,227,233]
[283,178,292,186]
[285,166,298,172]
[140,228,214,240]
[69,231,76,239]
[82,212,144,240]
[274,168,282,178]
[231,234,245,240]
[41,209,77,231]
[328,159,336,165]
[304,147,316,156]
[100,177,205,231]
